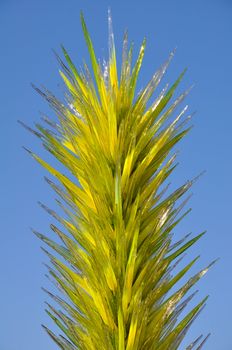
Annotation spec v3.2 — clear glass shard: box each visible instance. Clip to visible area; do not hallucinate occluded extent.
[195,333,211,349]
[108,7,115,61]
[186,334,203,350]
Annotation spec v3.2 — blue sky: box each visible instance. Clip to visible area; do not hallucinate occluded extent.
[0,0,231,349]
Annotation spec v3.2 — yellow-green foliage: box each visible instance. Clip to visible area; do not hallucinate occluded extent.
[25,11,214,350]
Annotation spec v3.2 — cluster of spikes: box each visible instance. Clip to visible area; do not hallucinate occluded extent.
[22,10,215,350]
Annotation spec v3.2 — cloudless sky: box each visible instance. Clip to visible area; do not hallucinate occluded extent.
[0,0,231,349]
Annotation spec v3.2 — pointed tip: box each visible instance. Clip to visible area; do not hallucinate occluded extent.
[41,324,53,336]
[194,230,207,243]
[187,334,204,349]
[44,176,53,185]
[142,36,147,47]
[170,47,177,58]
[51,48,62,65]
[196,333,211,349]
[107,7,113,32]
[80,10,85,26]
[41,287,53,299]
[17,119,25,127]
[50,223,56,231]
[44,176,49,182]
[30,227,39,236]
[186,232,192,239]
[18,120,43,138]
[107,6,112,16]
[190,82,195,89]
[60,44,66,55]
[22,146,33,156]
[199,258,219,279]
[32,230,47,242]
[30,82,38,91]
[208,257,220,269]
[41,246,52,258]
[44,301,50,308]
[191,170,207,185]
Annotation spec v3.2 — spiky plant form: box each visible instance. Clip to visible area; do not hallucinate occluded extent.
[23,11,215,350]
